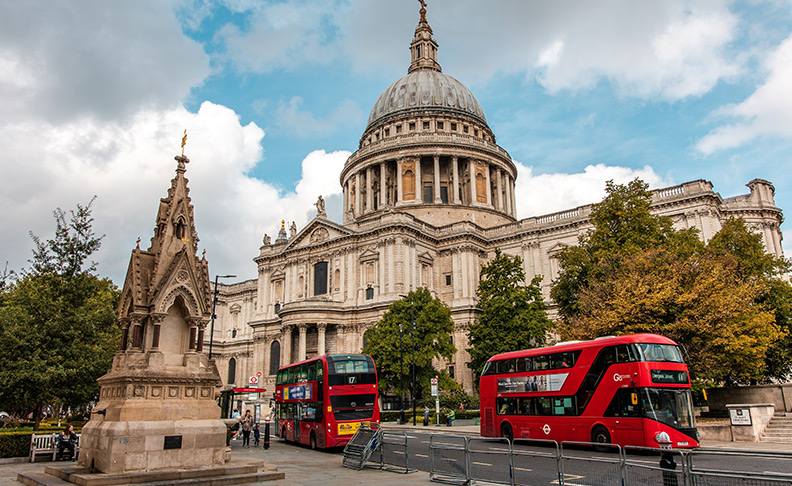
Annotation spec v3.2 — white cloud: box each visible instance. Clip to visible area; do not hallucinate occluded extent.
[697,34,792,154]
[0,0,209,123]
[514,163,670,219]
[216,0,341,73]
[273,97,364,137]
[0,102,347,285]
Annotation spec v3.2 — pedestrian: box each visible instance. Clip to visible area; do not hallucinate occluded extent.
[423,405,430,426]
[253,423,260,447]
[56,425,78,460]
[230,408,241,440]
[240,410,253,447]
[446,409,455,426]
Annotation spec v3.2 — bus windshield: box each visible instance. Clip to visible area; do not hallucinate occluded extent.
[635,343,684,363]
[327,355,376,385]
[642,388,695,429]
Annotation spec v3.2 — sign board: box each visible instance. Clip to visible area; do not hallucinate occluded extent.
[249,376,258,385]
[729,408,752,426]
[431,377,438,385]
[431,384,438,397]
[232,387,267,393]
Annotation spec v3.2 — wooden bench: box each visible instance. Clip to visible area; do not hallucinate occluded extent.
[29,433,80,462]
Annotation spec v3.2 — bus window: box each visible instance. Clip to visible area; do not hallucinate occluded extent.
[497,397,518,415]
[497,360,514,374]
[636,343,684,363]
[515,358,528,372]
[518,397,533,415]
[307,362,317,381]
[535,397,552,416]
[553,397,576,416]
[615,344,637,363]
[533,356,549,371]
[605,388,641,417]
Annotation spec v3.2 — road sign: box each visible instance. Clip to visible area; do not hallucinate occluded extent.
[249,376,258,385]
[431,377,438,385]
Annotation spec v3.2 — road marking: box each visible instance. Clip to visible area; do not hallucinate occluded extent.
[472,461,492,467]
[551,474,585,485]
[393,450,405,454]
[416,454,428,458]
[513,467,532,472]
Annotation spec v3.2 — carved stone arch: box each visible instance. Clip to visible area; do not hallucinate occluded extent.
[158,285,200,315]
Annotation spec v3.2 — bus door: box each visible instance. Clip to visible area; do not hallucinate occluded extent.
[294,403,302,442]
[603,388,644,446]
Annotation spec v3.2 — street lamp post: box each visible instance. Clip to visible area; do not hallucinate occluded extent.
[398,323,405,424]
[410,295,416,426]
[209,274,236,360]
[398,293,418,425]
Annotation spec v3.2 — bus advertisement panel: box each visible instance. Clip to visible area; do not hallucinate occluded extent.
[275,354,379,449]
[479,333,698,449]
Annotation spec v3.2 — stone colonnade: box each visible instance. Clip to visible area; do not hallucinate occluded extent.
[343,155,516,217]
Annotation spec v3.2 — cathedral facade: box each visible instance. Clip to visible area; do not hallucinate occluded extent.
[208,6,785,396]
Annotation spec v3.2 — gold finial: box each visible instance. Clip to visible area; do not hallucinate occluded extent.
[418,0,427,22]
[181,236,190,246]
[281,219,285,230]
[181,129,187,156]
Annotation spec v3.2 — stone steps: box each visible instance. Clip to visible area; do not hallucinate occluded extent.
[18,461,284,486]
[761,414,792,443]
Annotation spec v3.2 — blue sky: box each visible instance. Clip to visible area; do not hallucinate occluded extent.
[1,0,791,285]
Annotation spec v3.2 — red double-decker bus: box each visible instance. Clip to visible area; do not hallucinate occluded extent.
[275,354,379,449]
[479,334,698,449]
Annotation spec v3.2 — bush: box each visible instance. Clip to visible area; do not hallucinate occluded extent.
[380,409,480,423]
[0,431,34,458]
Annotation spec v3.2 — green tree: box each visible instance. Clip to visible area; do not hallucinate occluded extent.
[0,199,120,428]
[707,218,792,380]
[363,288,456,407]
[551,179,786,383]
[467,249,552,378]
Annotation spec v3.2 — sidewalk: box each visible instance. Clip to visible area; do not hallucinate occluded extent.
[5,426,791,486]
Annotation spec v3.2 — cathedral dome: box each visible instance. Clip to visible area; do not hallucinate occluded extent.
[366,70,487,129]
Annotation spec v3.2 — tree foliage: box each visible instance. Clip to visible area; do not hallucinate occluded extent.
[363,288,455,403]
[467,249,552,377]
[551,179,787,384]
[0,199,120,428]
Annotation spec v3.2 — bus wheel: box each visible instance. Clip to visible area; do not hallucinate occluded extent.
[309,432,317,450]
[500,423,514,442]
[591,426,611,453]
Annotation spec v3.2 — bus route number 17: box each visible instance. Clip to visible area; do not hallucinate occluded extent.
[347,376,356,384]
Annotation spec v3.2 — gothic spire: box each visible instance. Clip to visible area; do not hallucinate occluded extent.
[408,0,441,74]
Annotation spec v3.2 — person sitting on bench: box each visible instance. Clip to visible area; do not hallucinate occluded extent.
[56,425,77,460]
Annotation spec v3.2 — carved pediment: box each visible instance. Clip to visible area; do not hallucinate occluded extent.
[285,219,354,250]
[546,242,569,256]
[150,250,209,316]
[359,249,379,263]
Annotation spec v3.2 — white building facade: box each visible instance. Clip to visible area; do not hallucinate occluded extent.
[207,6,785,396]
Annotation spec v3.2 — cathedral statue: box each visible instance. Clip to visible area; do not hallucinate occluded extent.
[263,233,271,245]
[290,221,297,238]
[315,195,327,218]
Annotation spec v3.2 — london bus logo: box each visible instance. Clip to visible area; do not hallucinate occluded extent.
[613,373,631,382]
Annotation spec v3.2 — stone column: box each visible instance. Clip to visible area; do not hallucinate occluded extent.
[510,177,517,216]
[281,324,293,365]
[469,159,476,204]
[415,156,422,203]
[130,315,144,350]
[317,323,327,356]
[380,162,387,209]
[497,168,504,210]
[397,158,403,203]
[452,156,460,204]
[505,174,513,217]
[119,318,130,351]
[188,317,199,351]
[355,172,362,217]
[433,155,442,203]
[297,323,307,362]
[366,166,373,213]
[485,164,492,206]
[150,313,167,350]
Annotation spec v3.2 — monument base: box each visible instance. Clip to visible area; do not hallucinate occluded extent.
[18,459,285,486]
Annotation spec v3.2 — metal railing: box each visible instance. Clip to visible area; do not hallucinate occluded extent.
[425,437,792,486]
[370,430,418,474]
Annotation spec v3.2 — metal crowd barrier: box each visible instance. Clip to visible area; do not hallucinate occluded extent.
[560,441,624,485]
[687,448,792,486]
[623,445,688,486]
[371,430,418,474]
[429,433,471,485]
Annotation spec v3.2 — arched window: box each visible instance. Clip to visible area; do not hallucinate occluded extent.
[228,357,236,384]
[269,341,281,375]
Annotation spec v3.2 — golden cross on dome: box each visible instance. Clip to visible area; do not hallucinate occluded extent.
[181,129,187,156]
[418,0,427,22]
[182,235,190,246]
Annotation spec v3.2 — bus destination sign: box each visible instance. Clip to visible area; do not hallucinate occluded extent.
[651,370,689,384]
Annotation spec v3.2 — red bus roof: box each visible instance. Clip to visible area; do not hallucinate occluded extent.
[276,353,373,371]
[487,333,679,362]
